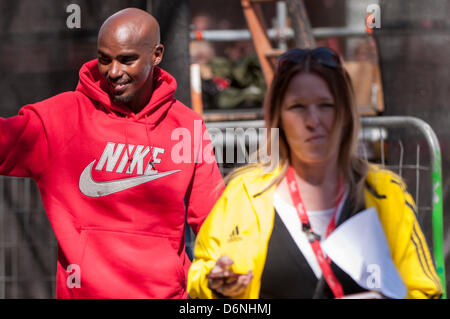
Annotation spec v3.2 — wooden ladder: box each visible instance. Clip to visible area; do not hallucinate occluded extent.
[241,0,315,87]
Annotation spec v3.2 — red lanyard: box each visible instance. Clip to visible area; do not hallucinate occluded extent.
[286,166,345,298]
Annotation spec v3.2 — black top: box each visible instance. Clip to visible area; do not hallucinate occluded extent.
[259,197,368,299]
[259,210,318,298]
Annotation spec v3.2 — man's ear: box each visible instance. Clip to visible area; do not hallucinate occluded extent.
[152,44,164,66]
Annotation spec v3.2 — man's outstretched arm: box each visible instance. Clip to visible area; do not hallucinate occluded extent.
[0,105,49,179]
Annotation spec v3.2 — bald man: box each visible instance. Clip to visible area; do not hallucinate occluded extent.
[97,8,164,113]
[0,8,224,298]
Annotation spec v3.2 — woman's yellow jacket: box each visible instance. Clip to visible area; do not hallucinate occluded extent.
[187,165,442,299]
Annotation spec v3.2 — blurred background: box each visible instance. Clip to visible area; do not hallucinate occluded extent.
[0,0,449,298]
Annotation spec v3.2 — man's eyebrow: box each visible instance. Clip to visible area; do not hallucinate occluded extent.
[96,51,138,58]
[97,50,109,57]
[117,53,139,59]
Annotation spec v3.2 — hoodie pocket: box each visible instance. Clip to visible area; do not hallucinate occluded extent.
[75,228,185,298]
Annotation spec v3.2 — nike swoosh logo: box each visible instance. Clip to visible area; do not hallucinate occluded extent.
[79,160,180,197]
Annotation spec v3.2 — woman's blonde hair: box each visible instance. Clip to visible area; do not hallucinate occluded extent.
[224,48,368,210]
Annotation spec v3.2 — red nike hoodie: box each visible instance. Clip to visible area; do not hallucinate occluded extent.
[0,59,224,298]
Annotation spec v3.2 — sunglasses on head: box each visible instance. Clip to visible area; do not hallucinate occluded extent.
[277,47,343,70]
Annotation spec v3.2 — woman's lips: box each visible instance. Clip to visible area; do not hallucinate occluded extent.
[307,135,326,143]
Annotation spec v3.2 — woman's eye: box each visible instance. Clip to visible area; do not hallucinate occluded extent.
[320,103,334,108]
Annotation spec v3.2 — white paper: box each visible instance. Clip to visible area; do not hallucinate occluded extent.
[321,207,407,299]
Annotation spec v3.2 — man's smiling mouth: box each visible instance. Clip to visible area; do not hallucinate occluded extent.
[110,82,130,94]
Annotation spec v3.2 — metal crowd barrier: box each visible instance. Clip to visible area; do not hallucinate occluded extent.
[360,116,446,298]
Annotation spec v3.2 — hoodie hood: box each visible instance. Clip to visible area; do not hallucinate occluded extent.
[76,59,176,123]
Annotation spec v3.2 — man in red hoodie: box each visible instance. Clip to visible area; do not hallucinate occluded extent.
[0,8,224,298]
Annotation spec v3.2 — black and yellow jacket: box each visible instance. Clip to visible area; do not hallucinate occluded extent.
[187,165,442,299]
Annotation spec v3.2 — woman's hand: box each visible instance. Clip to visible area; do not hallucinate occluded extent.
[207,255,253,297]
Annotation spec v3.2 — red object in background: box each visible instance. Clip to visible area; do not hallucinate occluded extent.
[194,30,203,40]
[366,13,375,34]
[326,37,341,56]
[213,76,231,90]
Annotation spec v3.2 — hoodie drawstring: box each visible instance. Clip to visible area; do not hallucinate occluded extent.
[125,116,155,172]
[125,122,133,165]
[145,116,155,170]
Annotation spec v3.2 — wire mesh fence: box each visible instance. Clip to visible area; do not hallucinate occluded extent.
[0,177,56,298]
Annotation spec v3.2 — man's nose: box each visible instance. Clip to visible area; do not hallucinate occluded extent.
[108,61,123,80]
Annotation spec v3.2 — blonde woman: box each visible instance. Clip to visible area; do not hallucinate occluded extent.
[187,47,442,299]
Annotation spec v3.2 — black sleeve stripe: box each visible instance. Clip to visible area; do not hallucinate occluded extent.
[407,198,441,289]
[364,181,386,199]
[410,234,440,296]
[411,225,442,292]
[390,179,406,191]
[405,200,419,218]
[413,224,442,287]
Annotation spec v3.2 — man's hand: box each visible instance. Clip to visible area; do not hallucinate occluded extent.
[207,255,253,297]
